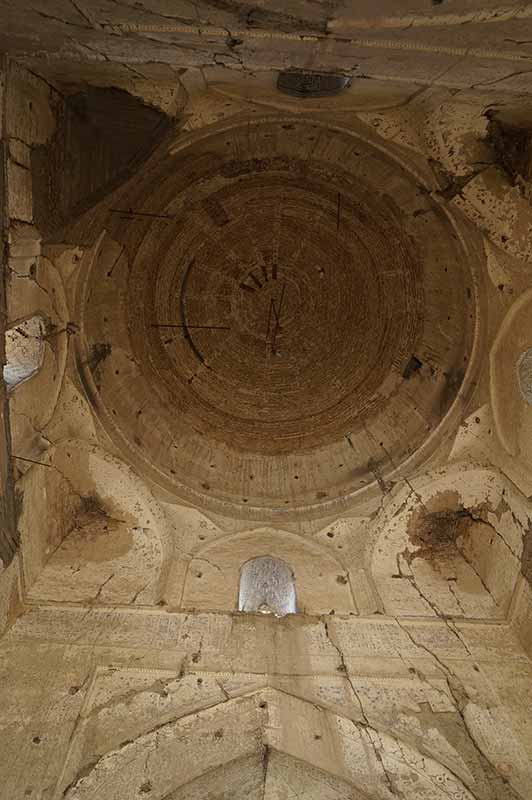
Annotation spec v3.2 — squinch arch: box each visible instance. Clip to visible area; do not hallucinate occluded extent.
[365,465,529,620]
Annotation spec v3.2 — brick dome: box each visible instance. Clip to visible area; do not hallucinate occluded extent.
[75,116,479,518]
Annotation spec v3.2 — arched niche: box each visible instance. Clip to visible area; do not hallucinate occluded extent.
[171,751,357,800]
[61,689,478,800]
[181,529,356,615]
[367,466,528,619]
[18,439,173,605]
[238,555,296,616]
[491,286,532,473]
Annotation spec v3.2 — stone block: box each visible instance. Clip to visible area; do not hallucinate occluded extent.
[5,62,55,145]
[7,160,32,222]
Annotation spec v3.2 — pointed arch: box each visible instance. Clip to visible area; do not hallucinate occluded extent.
[61,689,478,800]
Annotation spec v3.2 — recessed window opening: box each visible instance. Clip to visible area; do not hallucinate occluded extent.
[3,316,46,390]
[238,556,296,616]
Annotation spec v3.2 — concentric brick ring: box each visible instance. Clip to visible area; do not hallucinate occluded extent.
[76,117,479,518]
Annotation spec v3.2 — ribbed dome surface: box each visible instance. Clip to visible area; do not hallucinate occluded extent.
[76,117,478,517]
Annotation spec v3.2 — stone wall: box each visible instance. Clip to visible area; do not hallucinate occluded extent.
[0,56,18,573]
[2,607,532,799]
[1,24,532,797]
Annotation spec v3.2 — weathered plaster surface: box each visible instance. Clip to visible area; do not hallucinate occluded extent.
[2,5,532,797]
[1,609,531,799]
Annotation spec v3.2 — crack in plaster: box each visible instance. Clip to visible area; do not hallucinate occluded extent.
[69,0,95,27]
[367,728,405,798]
[322,618,370,727]
[11,408,54,449]
[30,7,87,30]
[193,556,223,573]
[390,621,498,790]
[471,68,532,89]
[446,578,467,616]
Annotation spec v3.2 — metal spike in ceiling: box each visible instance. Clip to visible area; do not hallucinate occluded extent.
[277,70,352,98]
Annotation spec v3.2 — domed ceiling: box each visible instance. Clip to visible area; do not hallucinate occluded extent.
[75,116,479,519]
